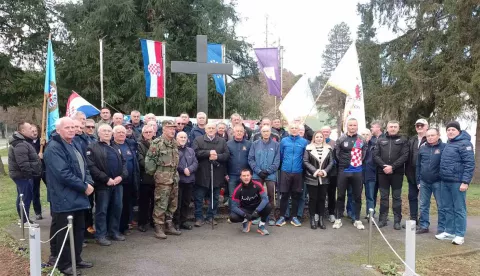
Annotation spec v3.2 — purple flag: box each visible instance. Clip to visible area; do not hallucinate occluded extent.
[254,48,281,97]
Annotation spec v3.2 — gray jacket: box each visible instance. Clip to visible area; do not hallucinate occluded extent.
[8,132,42,180]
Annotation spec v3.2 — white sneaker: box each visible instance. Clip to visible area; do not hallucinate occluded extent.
[333,219,342,229]
[314,214,319,222]
[354,220,365,230]
[329,215,336,223]
[452,236,464,245]
[435,232,455,240]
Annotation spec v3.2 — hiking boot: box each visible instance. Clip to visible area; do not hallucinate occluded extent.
[96,238,111,246]
[332,219,342,229]
[452,236,464,245]
[310,217,317,230]
[275,217,286,227]
[318,216,326,229]
[291,217,302,227]
[394,222,401,230]
[354,220,365,230]
[242,220,252,233]
[154,225,167,239]
[435,232,455,241]
[138,225,147,232]
[194,219,204,227]
[165,221,182,236]
[416,228,429,234]
[206,218,218,226]
[257,225,270,235]
[328,215,336,223]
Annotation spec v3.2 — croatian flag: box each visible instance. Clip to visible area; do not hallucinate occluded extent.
[140,39,165,98]
[66,91,100,118]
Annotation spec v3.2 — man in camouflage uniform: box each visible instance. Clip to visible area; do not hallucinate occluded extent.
[145,120,181,239]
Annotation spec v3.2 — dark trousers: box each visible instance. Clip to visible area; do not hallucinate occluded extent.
[327,175,337,216]
[279,172,302,218]
[120,181,132,233]
[406,171,419,220]
[84,194,94,230]
[14,178,33,222]
[138,185,154,226]
[94,186,123,239]
[174,182,194,225]
[49,212,58,257]
[194,185,220,220]
[307,184,328,217]
[52,210,85,271]
[32,177,42,215]
[378,173,403,223]
[336,172,362,220]
[230,204,273,223]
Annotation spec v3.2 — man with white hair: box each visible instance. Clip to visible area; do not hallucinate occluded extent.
[228,113,253,140]
[250,117,280,142]
[129,110,144,139]
[44,117,94,275]
[87,124,128,246]
[293,117,314,141]
[137,125,156,232]
[73,111,87,127]
[112,113,124,127]
[188,112,207,145]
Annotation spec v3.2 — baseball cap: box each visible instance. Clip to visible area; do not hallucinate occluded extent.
[414,119,428,125]
[162,120,176,128]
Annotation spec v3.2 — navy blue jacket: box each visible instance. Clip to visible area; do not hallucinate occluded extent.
[416,141,445,184]
[188,126,205,147]
[113,138,140,189]
[227,138,252,176]
[280,135,308,173]
[177,146,198,184]
[363,139,377,182]
[73,133,90,156]
[44,134,92,213]
[440,131,475,184]
[248,138,280,181]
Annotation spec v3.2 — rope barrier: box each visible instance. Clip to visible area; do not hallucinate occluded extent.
[371,217,419,276]
[20,198,32,229]
[40,226,69,244]
[49,225,71,276]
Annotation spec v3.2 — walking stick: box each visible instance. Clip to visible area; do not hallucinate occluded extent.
[210,162,214,230]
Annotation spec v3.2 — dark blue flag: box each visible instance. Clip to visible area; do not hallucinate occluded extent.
[207,43,226,95]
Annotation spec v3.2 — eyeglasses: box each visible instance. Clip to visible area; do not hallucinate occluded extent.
[144,131,153,134]
[177,123,185,125]
[86,126,95,129]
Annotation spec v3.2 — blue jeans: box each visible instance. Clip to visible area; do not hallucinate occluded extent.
[95,185,123,239]
[285,182,306,218]
[14,179,33,222]
[441,182,467,237]
[228,175,240,207]
[194,185,220,220]
[346,185,356,220]
[364,180,376,216]
[419,181,444,231]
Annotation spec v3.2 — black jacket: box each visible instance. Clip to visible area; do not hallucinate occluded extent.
[303,144,334,185]
[335,134,367,170]
[373,133,409,174]
[86,141,128,190]
[405,135,427,178]
[304,124,314,142]
[8,132,42,180]
[192,135,229,188]
[137,138,154,186]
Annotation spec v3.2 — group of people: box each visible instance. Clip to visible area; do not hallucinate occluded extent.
[7,107,475,275]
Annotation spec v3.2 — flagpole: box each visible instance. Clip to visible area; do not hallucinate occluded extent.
[222,44,226,120]
[278,38,283,118]
[40,34,51,154]
[301,81,329,125]
[163,42,167,117]
[99,38,104,108]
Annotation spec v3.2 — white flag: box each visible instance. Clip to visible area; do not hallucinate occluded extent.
[326,42,366,132]
[279,75,318,122]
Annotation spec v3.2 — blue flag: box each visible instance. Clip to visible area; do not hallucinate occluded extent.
[44,39,59,140]
[207,43,226,95]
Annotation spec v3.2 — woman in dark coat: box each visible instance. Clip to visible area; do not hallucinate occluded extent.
[303,130,333,230]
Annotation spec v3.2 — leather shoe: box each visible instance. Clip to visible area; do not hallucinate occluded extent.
[416,228,429,234]
[206,218,218,226]
[394,222,401,230]
[96,238,112,246]
[61,267,82,275]
[180,222,193,230]
[138,225,147,232]
[77,261,94,269]
[110,234,126,241]
[194,219,204,227]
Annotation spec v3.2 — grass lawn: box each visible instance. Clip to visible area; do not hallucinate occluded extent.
[0,147,8,157]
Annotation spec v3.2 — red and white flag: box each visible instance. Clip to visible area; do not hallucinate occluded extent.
[140,39,165,98]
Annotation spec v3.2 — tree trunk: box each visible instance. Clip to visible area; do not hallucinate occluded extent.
[473,107,480,184]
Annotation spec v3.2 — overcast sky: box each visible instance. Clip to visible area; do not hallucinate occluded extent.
[234,0,396,77]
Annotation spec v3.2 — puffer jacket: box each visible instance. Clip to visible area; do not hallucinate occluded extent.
[248,138,280,181]
[280,135,308,173]
[303,143,333,185]
[416,141,445,184]
[440,131,475,184]
[8,132,42,180]
[227,138,252,176]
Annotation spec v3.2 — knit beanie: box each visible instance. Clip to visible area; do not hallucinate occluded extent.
[446,121,461,132]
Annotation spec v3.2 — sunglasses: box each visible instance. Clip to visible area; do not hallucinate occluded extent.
[125,127,133,129]
[86,126,95,129]
[416,124,425,128]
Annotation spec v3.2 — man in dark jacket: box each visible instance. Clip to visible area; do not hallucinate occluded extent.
[272,118,288,140]
[250,117,280,142]
[73,120,89,156]
[293,117,314,141]
[373,120,409,230]
[416,128,445,234]
[180,112,193,135]
[334,118,366,230]
[84,119,97,144]
[361,129,377,219]
[29,124,43,220]
[405,118,428,224]
[174,131,198,230]
[137,125,155,232]
[436,121,475,245]
[8,121,42,223]
[44,117,94,275]
[130,110,144,140]
[227,113,253,140]
[226,125,252,207]
[81,119,97,236]
[188,112,207,146]
[321,126,338,223]
[192,122,230,227]
[87,124,128,246]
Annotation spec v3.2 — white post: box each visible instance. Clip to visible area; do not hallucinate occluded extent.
[163,42,167,117]
[222,44,226,120]
[99,38,104,108]
[29,226,41,276]
[404,220,416,276]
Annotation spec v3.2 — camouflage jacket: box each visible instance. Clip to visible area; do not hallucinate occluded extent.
[145,136,179,184]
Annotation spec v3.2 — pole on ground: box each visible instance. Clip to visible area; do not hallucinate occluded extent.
[222,44,226,120]
[163,42,167,117]
[366,208,374,268]
[210,163,214,230]
[67,216,77,276]
[404,220,416,276]
[29,225,41,276]
[20,194,25,241]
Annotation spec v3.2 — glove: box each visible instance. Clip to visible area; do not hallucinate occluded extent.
[244,213,252,221]
[258,170,269,179]
[251,210,260,220]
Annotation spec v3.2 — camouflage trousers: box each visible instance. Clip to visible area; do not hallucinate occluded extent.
[153,182,178,226]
